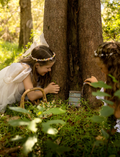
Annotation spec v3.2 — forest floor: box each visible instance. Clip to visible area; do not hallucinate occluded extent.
[0,99,120,157]
[0,41,120,156]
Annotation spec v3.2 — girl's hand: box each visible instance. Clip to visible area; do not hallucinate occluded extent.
[45,82,60,94]
[84,76,98,85]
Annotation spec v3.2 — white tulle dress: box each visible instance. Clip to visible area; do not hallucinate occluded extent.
[0,63,32,113]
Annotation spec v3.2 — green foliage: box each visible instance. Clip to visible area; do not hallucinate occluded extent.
[0,102,66,156]
[90,115,106,123]
[99,99,114,105]
[0,40,23,69]
[0,0,20,41]
[9,106,31,114]
[90,79,120,156]
[0,0,10,6]
[100,106,114,117]
[91,81,112,89]
[0,0,44,42]
[102,1,120,41]
[92,90,111,97]
[7,102,66,155]
[114,90,120,99]
[108,74,118,83]
[101,128,109,139]
[1,100,120,156]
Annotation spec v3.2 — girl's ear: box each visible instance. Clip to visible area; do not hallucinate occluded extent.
[35,63,40,68]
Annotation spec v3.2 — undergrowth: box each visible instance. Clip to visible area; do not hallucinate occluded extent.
[0,40,23,70]
[0,100,120,157]
[0,41,120,157]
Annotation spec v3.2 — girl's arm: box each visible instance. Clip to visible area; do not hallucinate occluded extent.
[23,74,60,102]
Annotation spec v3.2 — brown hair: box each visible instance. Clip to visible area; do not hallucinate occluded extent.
[95,41,120,109]
[19,45,55,87]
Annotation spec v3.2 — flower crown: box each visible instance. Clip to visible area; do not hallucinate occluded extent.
[94,50,113,57]
[30,52,56,62]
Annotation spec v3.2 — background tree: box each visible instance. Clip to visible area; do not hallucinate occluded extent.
[19,0,33,49]
[0,0,20,42]
[44,0,105,107]
[0,0,44,44]
[102,0,120,41]
[0,0,10,6]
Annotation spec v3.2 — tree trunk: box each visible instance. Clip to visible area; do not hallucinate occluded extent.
[19,0,33,49]
[43,0,105,107]
[67,0,82,91]
[43,0,68,99]
[78,0,105,107]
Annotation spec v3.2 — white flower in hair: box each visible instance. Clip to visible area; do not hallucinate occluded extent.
[94,50,113,57]
[94,50,98,56]
[109,52,113,56]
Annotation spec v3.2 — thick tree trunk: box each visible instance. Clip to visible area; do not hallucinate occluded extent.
[78,0,105,107]
[43,0,68,99]
[43,0,105,107]
[19,0,33,49]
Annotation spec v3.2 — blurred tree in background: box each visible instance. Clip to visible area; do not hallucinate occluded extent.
[0,0,10,6]
[19,0,33,49]
[0,0,44,44]
[0,0,120,44]
[101,0,120,41]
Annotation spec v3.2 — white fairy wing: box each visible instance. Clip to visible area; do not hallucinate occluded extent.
[23,42,38,56]
[22,33,49,57]
[40,33,49,47]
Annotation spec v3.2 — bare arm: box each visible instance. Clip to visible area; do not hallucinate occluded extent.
[23,74,60,101]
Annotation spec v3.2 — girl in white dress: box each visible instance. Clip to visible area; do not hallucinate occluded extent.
[0,37,60,113]
[84,41,120,132]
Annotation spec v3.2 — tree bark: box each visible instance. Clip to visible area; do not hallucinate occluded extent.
[67,0,82,91]
[19,0,33,49]
[78,0,105,107]
[43,0,105,107]
[43,0,68,99]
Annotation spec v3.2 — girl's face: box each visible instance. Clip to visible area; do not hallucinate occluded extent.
[95,57,108,74]
[35,61,55,76]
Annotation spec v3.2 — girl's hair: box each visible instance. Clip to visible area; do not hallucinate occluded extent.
[19,45,55,87]
[95,41,120,108]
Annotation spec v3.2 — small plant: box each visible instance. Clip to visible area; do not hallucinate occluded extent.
[89,76,120,157]
[8,102,66,156]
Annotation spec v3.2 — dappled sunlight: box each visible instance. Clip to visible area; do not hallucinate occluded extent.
[47,128,58,135]
[28,118,42,132]
[23,136,37,155]
[11,135,23,141]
